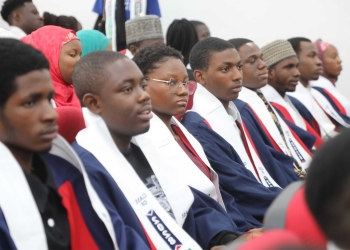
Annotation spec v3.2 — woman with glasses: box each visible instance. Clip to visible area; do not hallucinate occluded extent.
[133,44,263,237]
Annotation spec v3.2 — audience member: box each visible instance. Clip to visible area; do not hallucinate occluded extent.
[260,39,324,148]
[310,39,350,129]
[77,29,112,56]
[229,38,311,180]
[305,128,350,250]
[182,37,282,223]
[133,43,263,232]
[190,20,211,41]
[21,25,82,108]
[1,0,43,38]
[123,15,164,58]
[287,37,338,140]
[0,38,120,250]
[166,18,198,80]
[43,12,82,32]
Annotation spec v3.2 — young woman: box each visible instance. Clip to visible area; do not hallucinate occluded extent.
[133,44,263,233]
[77,30,112,57]
[22,25,82,108]
[310,39,350,129]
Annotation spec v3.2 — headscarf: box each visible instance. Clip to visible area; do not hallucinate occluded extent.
[77,30,110,56]
[314,39,337,85]
[21,25,81,108]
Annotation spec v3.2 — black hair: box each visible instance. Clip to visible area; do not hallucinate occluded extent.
[190,20,205,28]
[166,18,198,66]
[227,38,253,51]
[287,37,311,54]
[43,12,79,32]
[305,128,350,249]
[1,0,31,23]
[0,38,49,108]
[133,43,183,76]
[73,51,126,101]
[189,37,235,71]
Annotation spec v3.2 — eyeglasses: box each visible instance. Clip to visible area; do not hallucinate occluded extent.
[146,78,197,95]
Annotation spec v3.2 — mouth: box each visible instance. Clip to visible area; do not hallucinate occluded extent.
[176,99,188,107]
[40,125,58,141]
[289,80,299,86]
[231,83,243,93]
[259,72,269,79]
[317,68,323,74]
[137,104,153,121]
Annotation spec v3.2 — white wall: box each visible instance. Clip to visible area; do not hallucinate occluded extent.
[1,0,349,99]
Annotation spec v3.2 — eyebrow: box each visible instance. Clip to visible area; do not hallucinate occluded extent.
[121,76,145,84]
[27,90,54,99]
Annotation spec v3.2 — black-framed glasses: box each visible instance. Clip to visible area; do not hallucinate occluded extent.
[146,78,197,95]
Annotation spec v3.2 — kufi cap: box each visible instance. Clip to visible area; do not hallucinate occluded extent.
[125,15,163,45]
[261,40,296,67]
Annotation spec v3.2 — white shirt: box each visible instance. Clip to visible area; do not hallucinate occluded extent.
[9,26,26,39]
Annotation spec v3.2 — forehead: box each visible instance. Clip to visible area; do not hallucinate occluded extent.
[62,40,82,51]
[208,48,240,67]
[139,38,164,48]
[151,57,187,77]
[277,56,299,66]
[13,69,52,96]
[238,43,260,59]
[325,44,338,54]
[299,41,317,54]
[106,58,143,83]
[22,2,36,11]
[196,24,209,33]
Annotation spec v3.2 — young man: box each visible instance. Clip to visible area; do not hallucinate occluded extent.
[181,37,282,223]
[228,38,312,178]
[72,50,248,250]
[1,0,43,38]
[260,39,323,148]
[0,38,141,249]
[305,128,350,250]
[122,15,165,58]
[287,37,338,140]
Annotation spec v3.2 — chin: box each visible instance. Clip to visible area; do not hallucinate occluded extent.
[286,87,296,93]
[311,75,320,81]
[134,124,151,136]
[34,144,53,153]
[174,107,186,116]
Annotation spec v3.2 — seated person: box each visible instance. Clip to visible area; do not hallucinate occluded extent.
[0,38,147,249]
[181,37,282,222]
[305,128,350,249]
[132,44,263,231]
[72,50,258,249]
[228,38,313,176]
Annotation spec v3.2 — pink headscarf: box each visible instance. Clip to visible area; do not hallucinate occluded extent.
[314,39,337,85]
[21,25,81,108]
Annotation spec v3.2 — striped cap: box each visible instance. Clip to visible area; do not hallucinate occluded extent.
[261,40,296,67]
[125,15,163,45]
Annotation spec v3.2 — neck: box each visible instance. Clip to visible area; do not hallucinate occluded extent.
[154,111,174,136]
[111,133,132,153]
[6,145,33,173]
[271,83,286,97]
[222,101,229,112]
[300,77,309,87]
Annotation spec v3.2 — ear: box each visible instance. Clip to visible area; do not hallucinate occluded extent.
[193,69,206,86]
[12,11,21,23]
[82,93,102,115]
[129,45,138,56]
[268,67,275,80]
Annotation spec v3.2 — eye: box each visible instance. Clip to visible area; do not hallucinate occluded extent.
[23,100,35,108]
[249,59,256,64]
[69,53,77,58]
[168,78,177,86]
[221,67,229,73]
[123,87,133,93]
[237,65,243,70]
[141,82,148,90]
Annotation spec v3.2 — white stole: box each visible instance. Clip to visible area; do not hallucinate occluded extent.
[133,113,225,208]
[50,136,119,249]
[238,87,312,171]
[310,76,350,128]
[190,84,281,188]
[105,0,117,51]
[261,84,306,130]
[288,83,338,139]
[0,142,48,250]
[77,109,202,250]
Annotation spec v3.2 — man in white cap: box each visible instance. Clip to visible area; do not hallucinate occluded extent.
[121,14,164,58]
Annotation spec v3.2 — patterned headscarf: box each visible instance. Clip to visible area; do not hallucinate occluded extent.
[21,25,81,108]
[314,39,337,85]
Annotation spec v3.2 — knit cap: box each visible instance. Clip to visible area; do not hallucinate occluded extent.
[261,40,296,67]
[125,15,163,45]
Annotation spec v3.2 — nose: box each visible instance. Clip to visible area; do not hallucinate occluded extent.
[138,87,151,103]
[177,84,189,96]
[42,100,58,122]
[232,67,243,82]
[258,58,267,70]
[294,68,301,78]
[316,56,322,66]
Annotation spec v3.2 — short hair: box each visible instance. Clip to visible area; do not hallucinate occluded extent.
[0,38,49,108]
[1,0,31,22]
[305,128,350,249]
[190,20,205,28]
[287,37,312,54]
[133,43,183,76]
[166,18,198,66]
[43,12,79,32]
[73,51,126,101]
[227,38,253,51]
[190,37,235,71]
